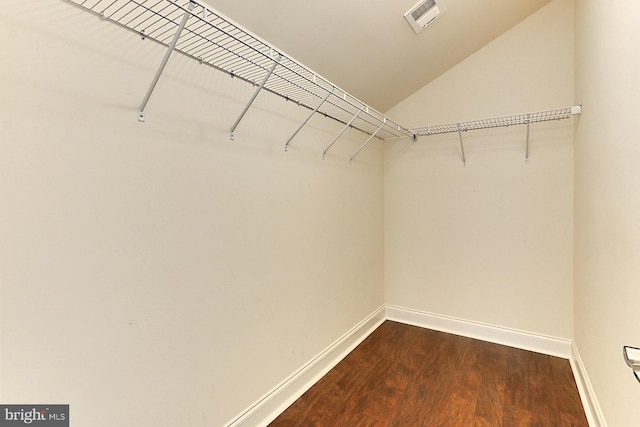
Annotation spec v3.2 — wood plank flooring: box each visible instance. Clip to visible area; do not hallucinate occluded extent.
[269,321,588,427]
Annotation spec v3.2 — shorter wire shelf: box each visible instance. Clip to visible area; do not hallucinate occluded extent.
[411,106,581,137]
[410,105,582,165]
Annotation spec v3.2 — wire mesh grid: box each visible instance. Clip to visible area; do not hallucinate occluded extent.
[63,0,414,140]
[412,106,576,136]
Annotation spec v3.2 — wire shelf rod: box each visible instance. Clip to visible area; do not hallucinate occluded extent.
[124,1,165,28]
[99,1,122,13]
[135,3,174,31]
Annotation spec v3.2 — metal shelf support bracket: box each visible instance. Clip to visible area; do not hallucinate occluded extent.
[350,120,385,164]
[457,124,467,167]
[524,114,531,163]
[230,53,281,140]
[138,2,195,122]
[322,106,364,160]
[284,87,335,152]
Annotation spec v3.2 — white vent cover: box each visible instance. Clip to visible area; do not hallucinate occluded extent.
[404,0,446,33]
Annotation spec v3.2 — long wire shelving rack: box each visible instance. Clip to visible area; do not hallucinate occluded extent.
[62,0,415,161]
[60,1,582,164]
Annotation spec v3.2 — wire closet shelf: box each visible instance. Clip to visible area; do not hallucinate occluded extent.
[411,106,581,137]
[409,105,582,165]
[63,0,415,152]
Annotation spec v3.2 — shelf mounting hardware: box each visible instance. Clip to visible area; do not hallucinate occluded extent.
[322,105,365,160]
[138,1,196,122]
[350,120,385,164]
[284,87,335,152]
[572,104,582,115]
[457,124,467,166]
[524,113,531,163]
[230,52,281,141]
[624,346,640,383]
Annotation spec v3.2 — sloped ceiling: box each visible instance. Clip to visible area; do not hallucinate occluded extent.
[207,0,550,112]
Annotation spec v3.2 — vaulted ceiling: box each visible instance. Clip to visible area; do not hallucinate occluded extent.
[206,0,550,112]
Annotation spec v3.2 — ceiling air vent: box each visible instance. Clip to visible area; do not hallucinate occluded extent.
[404,0,446,34]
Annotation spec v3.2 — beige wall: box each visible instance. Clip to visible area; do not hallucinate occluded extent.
[384,0,575,338]
[4,0,639,426]
[574,0,640,425]
[0,2,384,426]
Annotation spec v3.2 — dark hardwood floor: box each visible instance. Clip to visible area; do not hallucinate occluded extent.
[269,321,588,427]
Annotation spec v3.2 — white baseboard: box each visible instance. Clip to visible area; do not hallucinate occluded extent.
[387,305,606,425]
[385,305,573,359]
[224,306,386,427]
[571,342,607,427]
[226,305,601,427]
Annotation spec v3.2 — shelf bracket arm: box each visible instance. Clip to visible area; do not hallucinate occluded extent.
[137,1,195,122]
[230,54,280,140]
[457,124,467,166]
[322,106,365,159]
[284,87,335,152]
[349,119,385,164]
[524,113,531,163]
